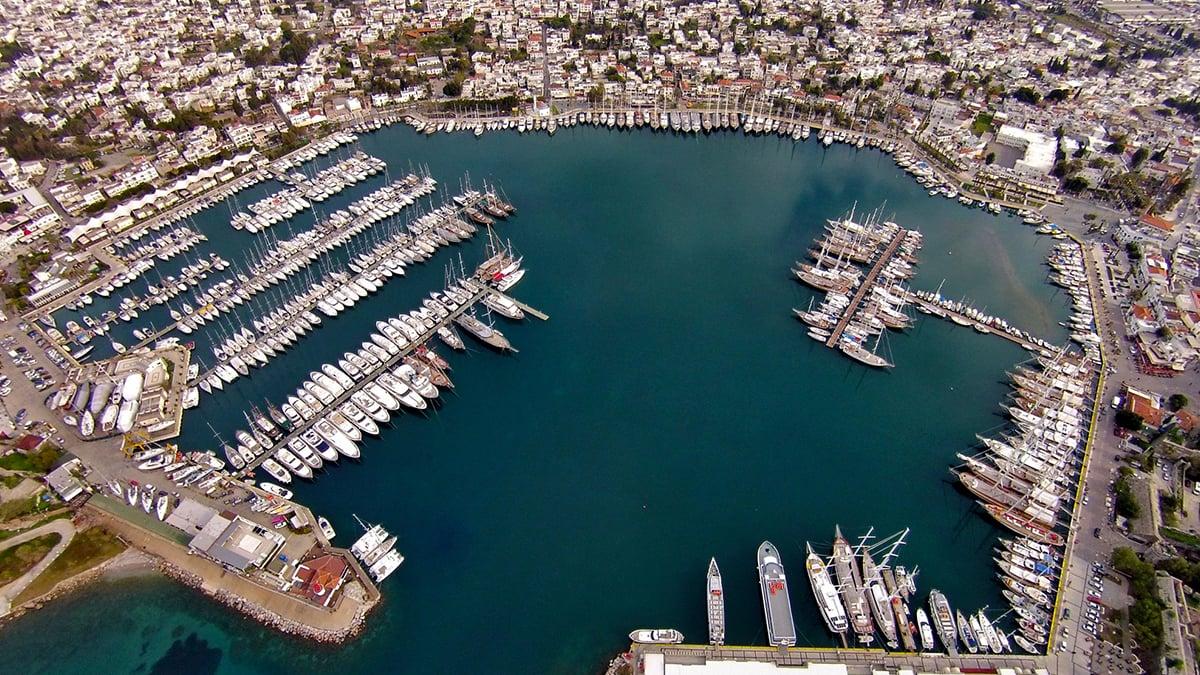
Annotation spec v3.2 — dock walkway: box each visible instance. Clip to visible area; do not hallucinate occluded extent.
[634,643,1045,673]
[186,198,494,388]
[825,229,907,347]
[902,291,1054,354]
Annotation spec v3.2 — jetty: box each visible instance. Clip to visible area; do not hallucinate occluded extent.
[186,199,494,390]
[903,290,1056,354]
[825,227,908,348]
[628,643,1045,674]
[237,284,537,474]
[127,174,439,350]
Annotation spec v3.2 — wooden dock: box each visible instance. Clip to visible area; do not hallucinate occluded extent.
[825,229,907,348]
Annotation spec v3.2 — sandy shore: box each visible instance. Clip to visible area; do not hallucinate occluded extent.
[0,546,153,624]
[98,548,157,579]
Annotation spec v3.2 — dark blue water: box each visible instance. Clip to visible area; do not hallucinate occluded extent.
[9,127,1072,673]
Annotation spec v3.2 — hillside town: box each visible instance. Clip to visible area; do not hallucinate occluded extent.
[0,0,1187,363]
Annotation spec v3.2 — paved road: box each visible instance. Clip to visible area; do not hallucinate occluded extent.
[0,518,76,615]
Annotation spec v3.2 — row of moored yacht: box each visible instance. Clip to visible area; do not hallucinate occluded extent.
[231,151,387,233]
[222,282,490,484]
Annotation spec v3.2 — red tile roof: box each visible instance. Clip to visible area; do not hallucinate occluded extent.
[1125,390,1164,427]
[1176,409,1196,433]
[15,434,44,451]
[292,554,348,606]
[1140,214,1175,232]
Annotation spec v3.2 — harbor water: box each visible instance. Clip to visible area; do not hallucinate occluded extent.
[1,126,1073,673]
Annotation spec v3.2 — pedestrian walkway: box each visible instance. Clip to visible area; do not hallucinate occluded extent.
[0,518,77,615]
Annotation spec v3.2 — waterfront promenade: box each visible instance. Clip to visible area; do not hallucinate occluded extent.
[631,643,1046,673]
[85,500,376,639]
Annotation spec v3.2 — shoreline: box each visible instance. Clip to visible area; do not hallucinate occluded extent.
[0,546,154,624]
[154,561,376,644]
[0,540,376,644]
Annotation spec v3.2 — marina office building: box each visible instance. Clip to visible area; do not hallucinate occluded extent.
[167,498,286,573]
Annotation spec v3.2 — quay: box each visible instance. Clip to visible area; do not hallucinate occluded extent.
[825,228,907,348]
[84,498,378,640]
[629,643,1046,673]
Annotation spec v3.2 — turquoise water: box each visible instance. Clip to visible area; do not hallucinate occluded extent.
[8,128,1073,673]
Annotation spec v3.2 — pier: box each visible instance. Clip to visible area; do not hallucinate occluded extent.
[825,228,908,348]
[630,643,1046,673]
[470,280,549,321]
[902,290,1057,355]
[237,284,538,474]
[184,196,496,388]
[127,175,441,351]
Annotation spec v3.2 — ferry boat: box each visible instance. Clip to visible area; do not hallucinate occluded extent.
[757,541,797,647]
[707,558,725,645]
[628,629,684,644]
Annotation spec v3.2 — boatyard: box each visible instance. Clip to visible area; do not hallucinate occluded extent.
[50,342,191,443]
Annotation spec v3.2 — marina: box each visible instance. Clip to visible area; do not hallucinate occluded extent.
[0,124,1089,674]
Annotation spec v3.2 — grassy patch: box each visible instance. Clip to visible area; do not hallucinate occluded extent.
[1162,527,1200,548]
[971,112,994,136]
[0,532,61,585]
[0,474,24,489]
[0,446,63,473]
[0,510,70,542]
[0,491,53,523]
[13,527,125,605]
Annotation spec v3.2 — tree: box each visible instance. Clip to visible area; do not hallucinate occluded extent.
[1168,394,1189,411]
[442,80,462,97]
[1012,86,1041,104]
[733,42,747,56]
[1132,146,1149,168]
[941,71,958,90]
[985,152,995,165]
[1116,409,1145,432]
[1064,176,1090,192]
[279,32,313,65]
[586,85,604,104]
[0,201,16,214]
